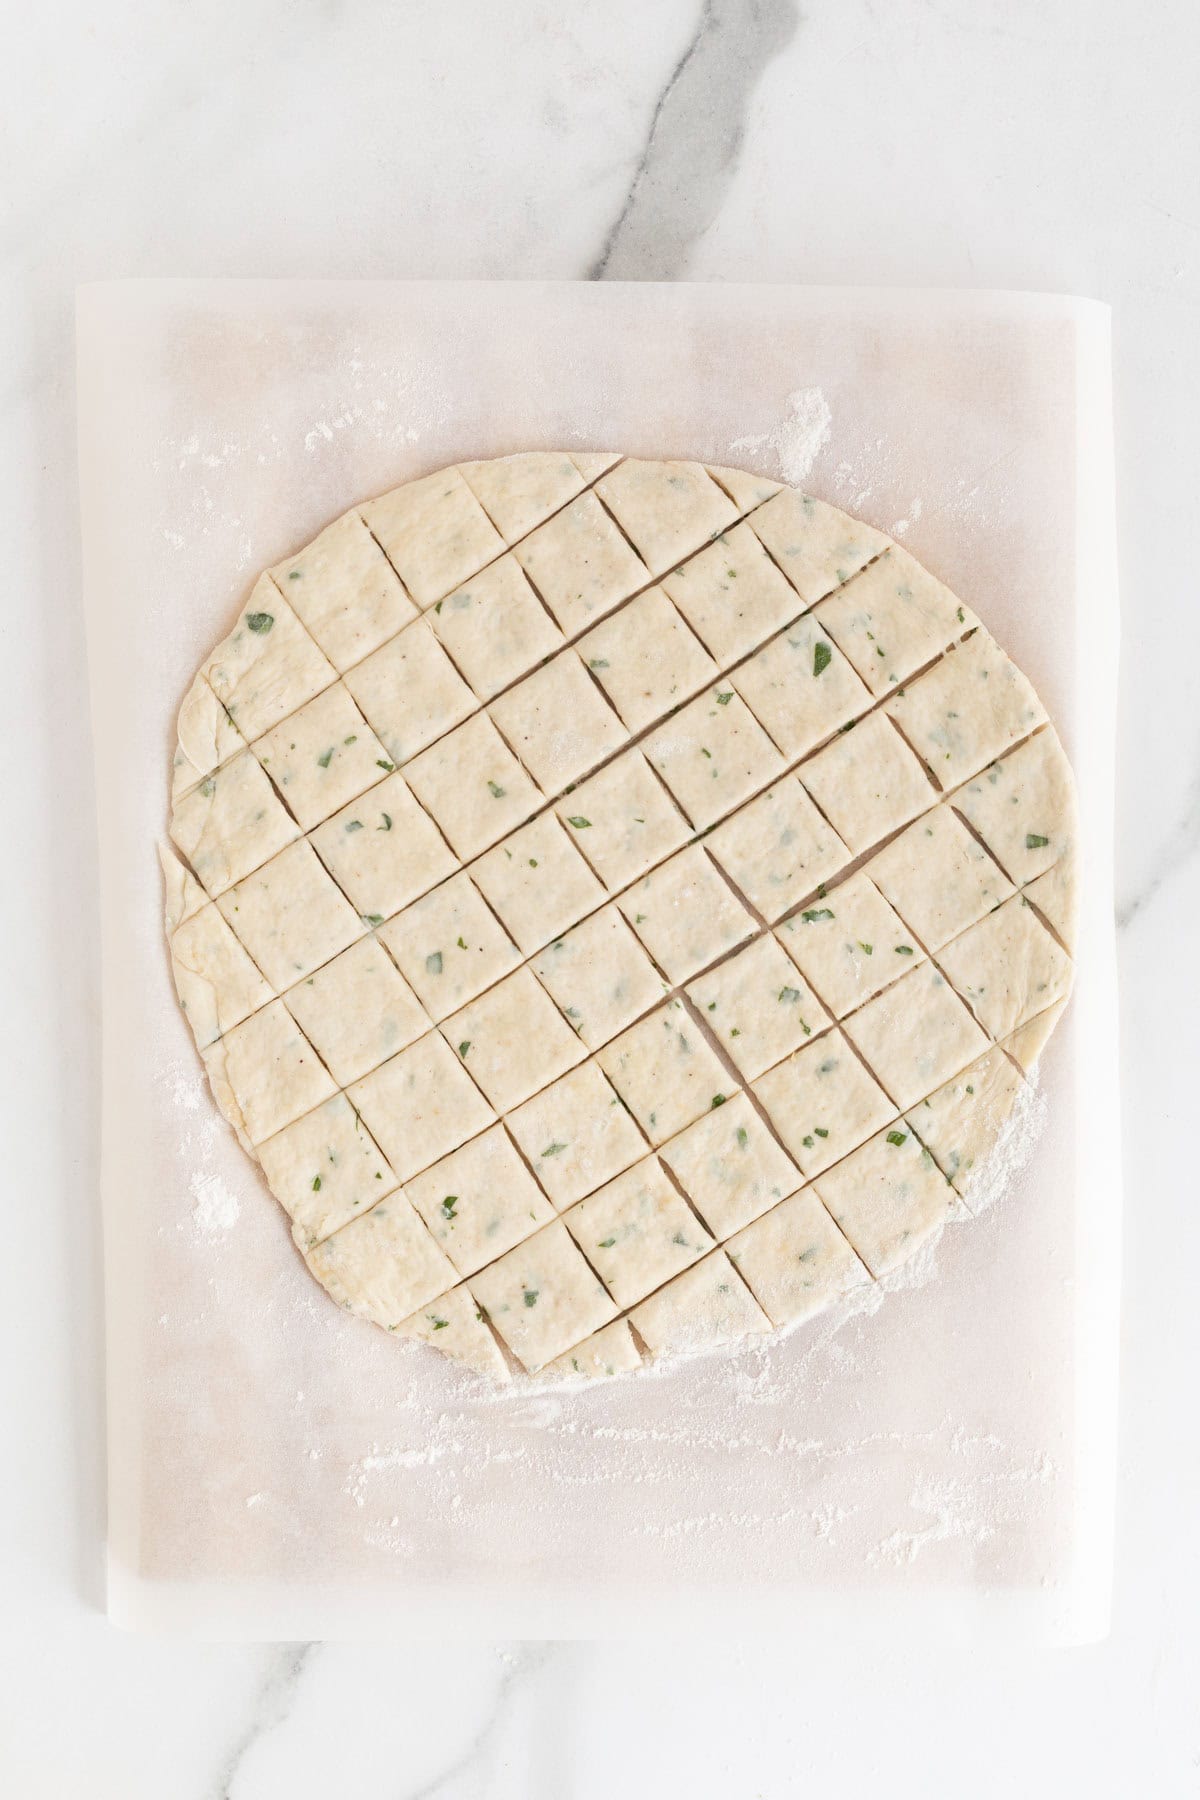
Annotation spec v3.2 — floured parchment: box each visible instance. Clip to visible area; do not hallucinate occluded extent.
[78,282,1120,1642]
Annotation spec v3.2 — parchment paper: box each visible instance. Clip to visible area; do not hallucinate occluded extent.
[77,282,1120,1643]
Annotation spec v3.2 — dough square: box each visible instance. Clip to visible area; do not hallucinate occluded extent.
[598,999,735,1145]
[216,838,362,989]
[169,902,274,1050]
[747,490,890,608]
[378,873,521,1021]
[686,934,830,1081]
[732,614,872,761]
[813,1125,963,1279]
[936,893,1074,1039]
[348,1032,496,1182]
[441,968,586,1113]
[306,1190,456,1329]
[618,844,756,983]
[160,844,208,932]
[578,586,718,733]
[704,464,782,511]
[361,466,505,607]
[428,554,563,700]
[661,520,803,665]
[513,490,649,635]
[396,1283,512,1384]
[954,728,1075,885]
[885,629,1047,787]
[342,619,477,767]
[658,1090,801,1238]
[251,682,392,831]
[170,748,300,898]
[282,934,430,1088]
[202,999,336,1147]
[797,712,935,855]
[552,752,690,890]
[594,459,736,575]
[468,1218,618,1372]
[489,650,628,794]
[458,451,585,543]
[473,813,607,956]
[172,673,246,803]
[727,1188,869,1328]
[308,771,457,923]
[532,906,665,1050]
[271,510,418,671]
[1003,997,1069,1072]
[863,804,1014,952]
[644,685,784,830]
[543,1318,643,1380]
[905,1046,1025,1202]
[569,451,622,482]
[629,1250,770,1359]
[813,545,974,697]
[774,871,926,1019]
[706,777,851,920]
[752,1029,895,1177]
[203,577,336,741]
[1022,854,1078,953]
[404,712,543,860]
[842,963,989,1111]
[257,1092,397,1248]
[506,1062,650,1210]
[564,1156,713,1309]
[405,1123,556,1278]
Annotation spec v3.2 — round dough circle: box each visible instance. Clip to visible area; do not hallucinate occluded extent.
[165,453,1077,1384]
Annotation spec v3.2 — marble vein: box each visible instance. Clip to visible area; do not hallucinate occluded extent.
[209,1642,317,1800]
[1116,752,1200,929]
[406,1645,556,1800]
[588,0,800,280]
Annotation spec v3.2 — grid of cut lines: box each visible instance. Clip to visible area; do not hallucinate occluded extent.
[169,455,1075,1376]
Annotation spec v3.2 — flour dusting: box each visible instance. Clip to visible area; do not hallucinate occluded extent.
[731,386,832,486]
[190,1171,240,1236]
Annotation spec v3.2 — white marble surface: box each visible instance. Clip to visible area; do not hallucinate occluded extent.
[2,0,1197,1793]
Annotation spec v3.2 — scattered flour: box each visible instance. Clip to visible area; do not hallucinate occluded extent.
[190,1170,240,1236]
[731,386,832,486]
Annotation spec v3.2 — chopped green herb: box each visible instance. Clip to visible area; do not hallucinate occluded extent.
[589,658,610,670]
[246,611,274,634]
[778,986,801,1004]
[700,746,712,759]
[736,1126,749,1149]
[430,1316,449,1330]
[886,1130,908,1147]
[457,1040,471,1059]
[802,1134,815,1148]
[813,641,832,678]
[344,734,357,745]
[441,1196,458,1219]
[344,819,363,833]
[567,815,591,829]
[378,812,392,831]
[1026,833,1050,849]
[426,951,443,975]
[541,1142,567,1158]
[311,1175,322,1192]
[487,779,505,798]
[859,941,873,955]
[523,1289,539,1308]
[287,570,302,582]
[814,1127,829,1138]
[956,605,965,624]
[710,1093,727,1109]
[715,690,734,706]
[598,1238,616,1249]
[965,1083,975,1095]
[895,945,914,955]
[376,758,395,772]
[801,908,834,923]
[317,747,334,768]
[199,777,216,798]
[364,913,384,927]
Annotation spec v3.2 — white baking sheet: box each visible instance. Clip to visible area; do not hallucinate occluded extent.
[77,282,1120,1643]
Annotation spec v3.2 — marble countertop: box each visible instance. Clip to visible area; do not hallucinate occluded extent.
[3,0,1197,1793]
